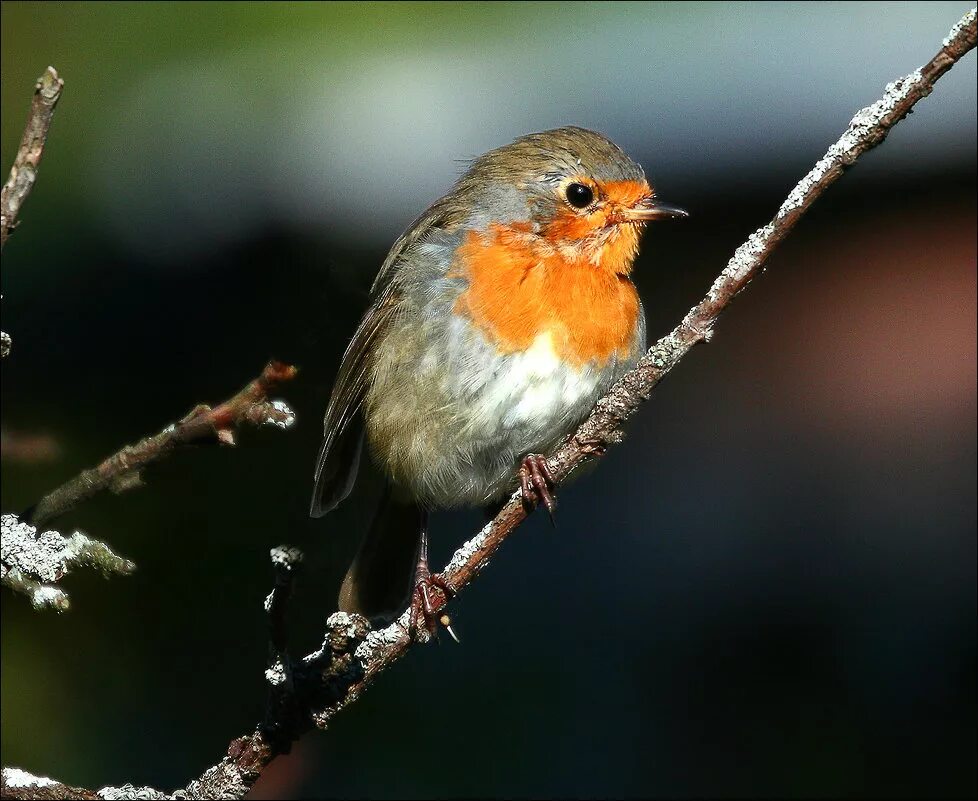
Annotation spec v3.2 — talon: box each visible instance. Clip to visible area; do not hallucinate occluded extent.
[407,530,458,642]
[430,572,457,599]
[408,579,457,642]
[409,577,441,640]
[519,454,557,522]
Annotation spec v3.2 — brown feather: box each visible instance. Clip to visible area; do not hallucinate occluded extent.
[310,287,400,517]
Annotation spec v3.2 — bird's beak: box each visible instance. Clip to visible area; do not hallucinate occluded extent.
[620,197,689,222]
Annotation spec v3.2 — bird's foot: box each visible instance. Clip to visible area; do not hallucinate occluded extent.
[520,453,556,523]
[409,568,458,643]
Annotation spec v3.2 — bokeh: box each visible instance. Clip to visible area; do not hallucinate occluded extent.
[2,2,975,798]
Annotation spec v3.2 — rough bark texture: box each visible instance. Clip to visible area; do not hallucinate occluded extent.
[0,66,64,358]
[0,66,63,251]
[1,9,975,800]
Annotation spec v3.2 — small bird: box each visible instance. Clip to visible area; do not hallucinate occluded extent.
[311,126,686,637]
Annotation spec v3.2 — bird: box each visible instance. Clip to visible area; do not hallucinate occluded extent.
[310,126,686,638]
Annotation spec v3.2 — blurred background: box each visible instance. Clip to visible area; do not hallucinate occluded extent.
[1,2,975,798]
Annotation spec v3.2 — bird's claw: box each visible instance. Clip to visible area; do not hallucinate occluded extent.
[408,571,458,642]
[520,453,557,524]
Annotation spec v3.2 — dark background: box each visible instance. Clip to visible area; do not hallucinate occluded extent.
[2,3,975,798]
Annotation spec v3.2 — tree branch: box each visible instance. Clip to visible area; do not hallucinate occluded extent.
[1,362,297,611]
[0,66,63,251]
[1,66,64,359]
[0,769,98,801]
[0,514,134,611]
[1,8,974,800]
[28,361,298,527]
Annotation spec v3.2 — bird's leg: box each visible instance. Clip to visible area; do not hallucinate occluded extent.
[519,453,556,523]
[408,525,458,642]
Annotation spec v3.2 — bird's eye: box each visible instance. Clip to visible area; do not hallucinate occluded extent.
[565,182,594,209]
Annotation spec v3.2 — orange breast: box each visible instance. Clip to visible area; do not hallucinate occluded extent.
[450,223,641,369]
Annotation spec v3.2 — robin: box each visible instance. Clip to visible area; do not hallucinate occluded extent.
[311,126,686,638]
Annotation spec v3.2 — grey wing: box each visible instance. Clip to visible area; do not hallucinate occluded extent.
[312,195,464,517]
[370,193,467,295]
[309,290,398,517]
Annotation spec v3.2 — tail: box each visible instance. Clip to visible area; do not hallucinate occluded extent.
[310,412,365,518]
[338,483,427,624]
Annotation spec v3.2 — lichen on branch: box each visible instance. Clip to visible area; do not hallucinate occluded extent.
[0,514,134,611]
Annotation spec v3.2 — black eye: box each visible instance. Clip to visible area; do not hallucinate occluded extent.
[565,182,594,209]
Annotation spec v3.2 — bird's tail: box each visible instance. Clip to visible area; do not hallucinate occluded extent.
[338,483,426,624]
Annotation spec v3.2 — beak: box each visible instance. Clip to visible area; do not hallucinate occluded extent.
[620,198,689,222]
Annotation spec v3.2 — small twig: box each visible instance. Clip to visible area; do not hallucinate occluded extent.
[0,66,63,251]
[266,546,303,655]
[0,769,98,801]
[0,429,61,464]
[28,361,298,527]
[1,9,973,800]
[0,514,134,612]
[0,66,64,359]
[262,546,304,746]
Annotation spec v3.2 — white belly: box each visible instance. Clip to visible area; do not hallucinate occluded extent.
[367,316,631,508]
[422,328,613,506]
[455,331,602,444]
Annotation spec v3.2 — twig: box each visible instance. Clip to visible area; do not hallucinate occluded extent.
[1,9,973,800]
[263,545,304,747]
[0,769,98,801]
[2,362,297,610]
[0,429,61,464]
[0,66,63,251]
[0,514,134,612]
[28,361,298,527]
[266,546,303,655]
[0,66,64,359]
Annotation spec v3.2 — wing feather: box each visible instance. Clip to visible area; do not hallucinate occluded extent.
[309,287,399,517]
[312,195,466,517]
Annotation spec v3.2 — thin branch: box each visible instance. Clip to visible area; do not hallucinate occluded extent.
[0,66,64,359]
[0,66,63,251]
[263,545,304,748]
[28,361,298,527]
[0,769,98,801]
[0,514,134,612]
[2,362,297,611]
[0,429,61,464]
[266,546,304,655]
[1,9,974,800]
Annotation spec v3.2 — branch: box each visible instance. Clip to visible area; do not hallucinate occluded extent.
[0,514,133,612]
[28,361,298,527]
[0,66,64,359]
[2,9,974,800]
[0,769,98,801]
[263,545,304,746]
[2,362,297,610]
[0,66,63,251]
